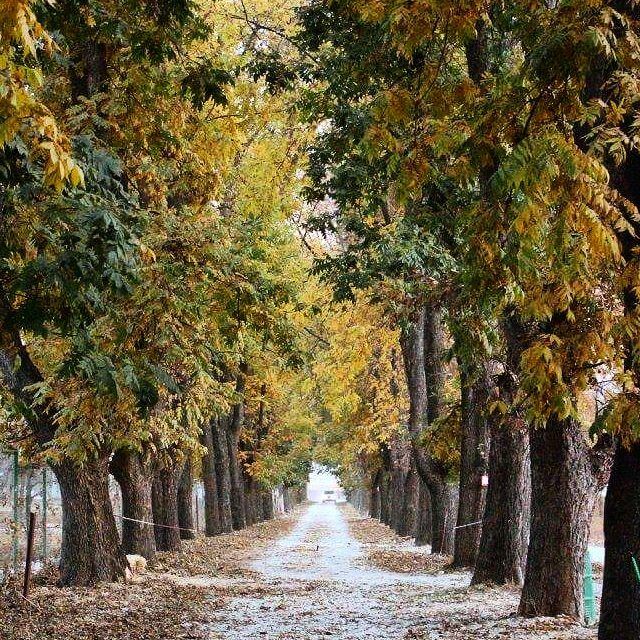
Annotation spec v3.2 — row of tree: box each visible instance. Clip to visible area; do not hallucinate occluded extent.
[3,1,640,638]
[288,2,640,639]
[0,0,314,586]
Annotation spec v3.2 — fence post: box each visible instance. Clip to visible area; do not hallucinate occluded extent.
[584,550,596,625]
[23,511,36,598]
[12,449,19,572]
[42,467,48,563]
[25,467,32,524]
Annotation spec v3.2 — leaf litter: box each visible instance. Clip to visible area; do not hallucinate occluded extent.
[2,504,597,639]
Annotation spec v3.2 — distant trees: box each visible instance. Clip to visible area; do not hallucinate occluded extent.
[295,0,640,632]
[3,4,640,636]
[0,0,311,585]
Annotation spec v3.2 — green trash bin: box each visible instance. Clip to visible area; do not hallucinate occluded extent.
[584,550,596,626]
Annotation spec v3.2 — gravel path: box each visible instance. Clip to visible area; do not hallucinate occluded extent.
[205,503,597,640]
[206,503,477,639]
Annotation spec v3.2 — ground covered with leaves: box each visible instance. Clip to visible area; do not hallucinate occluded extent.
[1,513,297,640]
[2,505,598,639]
[345,510,453,574]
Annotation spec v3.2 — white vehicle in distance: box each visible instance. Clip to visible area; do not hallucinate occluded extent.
[322,489,347,504]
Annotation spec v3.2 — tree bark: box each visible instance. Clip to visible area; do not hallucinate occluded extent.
[424,304,447,426]
[152,459,184,552]
[200,420,221,536]
[387,436,411,535]
[0,332,130,586]
[519,416,611,618]
[52,454,127,586]
[597,72,640,635]
[401,304,456,553]
[400,464,419,537]
[453,364,492,567]
[227,372,247,530]
[379,470,391,525]
[369,470,382,519]
[243,473,259,525]
[389,467,405,533]
[227,426,246,530]
[177,457,196,540]
[472,413,530,585]
[588,26,640,633]
[349,487,369,513]
[415,479,432,546]
[287,486,296,512]
[430,482,459,554]
[261,490,274,520]
[473,314,532,586]
[110,449,156,561]
[599,442,640,640]
[212,416,233,532]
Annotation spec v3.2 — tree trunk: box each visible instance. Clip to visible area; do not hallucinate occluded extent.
[401,305,456,554]
[400,465,419,537]
[424,304,447,426]
[430,482,458,554]
[243,473,259,526]
[110,449,156,561]
[415,479,432,546]
[472,416,530,585]
[350,487,369,513]
[379,471,391,525]
[227,426,246,530]
[200,420,221,536]
[387,436,411,535]
[391,467,407,534]
[369,470,382,519]
[212,416,233,532]
[599,442,640,640]
[261,490,274,520]
[152,459,184,552]
[177,457,196,540]
[594,97,640,636]
[473,314,532,586]
[519,416,609,618]
[227,372,247,530]
[284,485,301,512]
[453,364,492,567]
[52,454,127,586]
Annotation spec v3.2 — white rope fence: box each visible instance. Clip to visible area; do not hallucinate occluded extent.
[114,514,197,534]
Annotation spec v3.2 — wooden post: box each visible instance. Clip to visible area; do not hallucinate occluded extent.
[23,511,36,598]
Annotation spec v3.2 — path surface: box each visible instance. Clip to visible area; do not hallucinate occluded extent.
[207,503,469,639]
[3,502,596,640]
[205,504,597,640]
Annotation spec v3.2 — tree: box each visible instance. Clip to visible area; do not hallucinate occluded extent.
[0,0,315,583]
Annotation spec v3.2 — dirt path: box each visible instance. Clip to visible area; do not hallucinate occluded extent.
[206,504,595,640]
[3,504,598,640]
[207,503,468,639]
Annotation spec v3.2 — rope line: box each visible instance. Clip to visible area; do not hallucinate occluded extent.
[114,514,197,533]
[3,515,197,533]
[113,513,198,533]
[454,519,482,530]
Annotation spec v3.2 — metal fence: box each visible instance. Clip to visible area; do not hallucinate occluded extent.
[0,451,63,576]
[0,450,286,576]
[0,451,211,576]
